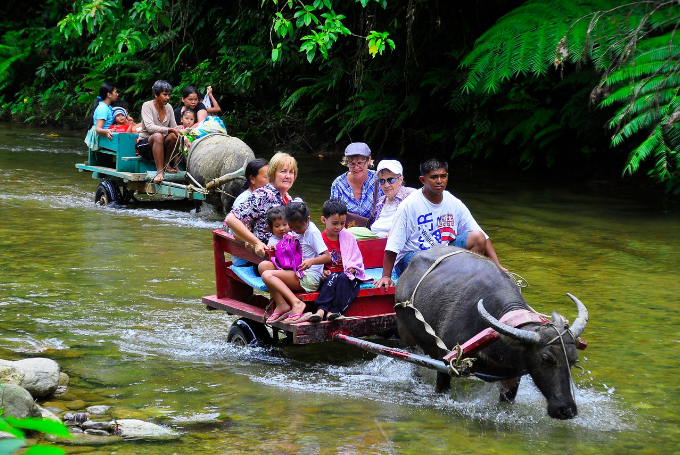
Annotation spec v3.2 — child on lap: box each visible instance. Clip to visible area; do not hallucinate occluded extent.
[265,206,289,247]
[259,201,330,324]
[309,199,372,322]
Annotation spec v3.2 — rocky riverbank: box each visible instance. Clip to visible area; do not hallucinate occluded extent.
[1,357,179,448]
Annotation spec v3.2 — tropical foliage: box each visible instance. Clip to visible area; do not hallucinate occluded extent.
[463,0,680,195]
[0,0,678,197]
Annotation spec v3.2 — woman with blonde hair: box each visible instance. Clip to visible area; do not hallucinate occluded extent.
[226,152,298,258]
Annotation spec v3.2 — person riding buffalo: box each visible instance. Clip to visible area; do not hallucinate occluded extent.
[137,80,181,183]
[374,158,506,288]
[173,86,208,126]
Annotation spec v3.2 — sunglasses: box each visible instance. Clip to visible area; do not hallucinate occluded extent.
[378,177,399,185]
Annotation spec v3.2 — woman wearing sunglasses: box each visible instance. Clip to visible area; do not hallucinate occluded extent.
[369,160,416,238]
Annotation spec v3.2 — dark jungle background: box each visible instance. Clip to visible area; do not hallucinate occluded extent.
[2,0,679,200]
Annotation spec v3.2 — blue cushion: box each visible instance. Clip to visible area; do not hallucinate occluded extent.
[230,264,268,291]
[229,265,398,292]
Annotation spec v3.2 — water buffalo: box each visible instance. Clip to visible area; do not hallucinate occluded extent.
[186,134,255,212]
[395,245,588,419]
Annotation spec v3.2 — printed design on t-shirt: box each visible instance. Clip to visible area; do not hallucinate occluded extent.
[330,248,342,267]
[417,212,457,250]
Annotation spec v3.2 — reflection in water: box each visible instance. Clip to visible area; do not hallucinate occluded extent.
[0,123,678,453]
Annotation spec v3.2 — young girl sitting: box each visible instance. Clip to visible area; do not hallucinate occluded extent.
[178,109,196,156]
[266,206,290,247]
[259,201,330,324]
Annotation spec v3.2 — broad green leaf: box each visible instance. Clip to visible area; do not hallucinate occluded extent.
[6,417,71,438]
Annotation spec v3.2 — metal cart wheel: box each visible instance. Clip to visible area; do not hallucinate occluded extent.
[227,318,272,347]
[94,180,122,206]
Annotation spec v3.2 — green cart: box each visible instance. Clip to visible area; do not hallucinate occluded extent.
[76,133,217,205]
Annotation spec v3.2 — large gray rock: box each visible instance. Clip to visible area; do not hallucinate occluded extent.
[0,383,41,419]
[112,419,180,439]
[15,358,60,398]
[0,360,24,385]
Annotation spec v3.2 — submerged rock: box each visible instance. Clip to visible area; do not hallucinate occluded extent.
[0,360,24,385]
[84,429,110,436]
[112,419,180,439]
[46,432,124,445]
[64,399,87,410]
[15,358,60,398]
[0,383,41,419]
[81,421,111,431]
[86,405,111,415]
[58,372,69,386]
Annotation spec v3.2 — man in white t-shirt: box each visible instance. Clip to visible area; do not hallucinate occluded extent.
[374,158,506,288]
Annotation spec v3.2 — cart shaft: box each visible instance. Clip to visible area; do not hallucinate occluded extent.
[332,333,450,374]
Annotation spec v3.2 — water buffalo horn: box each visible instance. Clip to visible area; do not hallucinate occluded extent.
[566,293,588,338]
[477,300,541,344]
[205,159,248,190]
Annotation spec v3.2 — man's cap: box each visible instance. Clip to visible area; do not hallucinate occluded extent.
[344,142,371,157]
[376,160,403,176]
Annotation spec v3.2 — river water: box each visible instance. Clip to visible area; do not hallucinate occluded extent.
[0,122,679,454]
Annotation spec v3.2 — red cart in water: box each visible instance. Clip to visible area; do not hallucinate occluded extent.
[202,229,398,345]
[204,229,585,377]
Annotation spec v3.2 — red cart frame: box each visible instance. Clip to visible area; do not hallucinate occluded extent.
[202,229,397,344]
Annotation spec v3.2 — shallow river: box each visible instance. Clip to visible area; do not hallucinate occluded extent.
[0,122,679,454]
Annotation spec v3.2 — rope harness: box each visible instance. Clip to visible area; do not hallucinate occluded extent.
[394,250,479,377]
[394,249,579,381]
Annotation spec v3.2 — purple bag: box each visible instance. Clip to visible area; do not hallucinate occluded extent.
[271,234,304,279]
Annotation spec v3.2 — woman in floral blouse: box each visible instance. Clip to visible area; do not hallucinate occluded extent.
[226,152,297,257]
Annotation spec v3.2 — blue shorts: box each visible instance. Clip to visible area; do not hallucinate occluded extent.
[394,231,472,277]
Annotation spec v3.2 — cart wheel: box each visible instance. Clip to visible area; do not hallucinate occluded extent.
[95,180,122,206]
[227,318,272,347]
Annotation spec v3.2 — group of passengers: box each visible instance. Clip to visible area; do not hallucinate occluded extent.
[86,81,222,183]
[85,82,504,322]
[224,143,506,324]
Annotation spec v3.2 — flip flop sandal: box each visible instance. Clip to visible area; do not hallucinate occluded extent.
[308,314,323,323]
[327,313,343,321]
[266,310,291,323]
[289,312,315,324]
[281,312,305,323]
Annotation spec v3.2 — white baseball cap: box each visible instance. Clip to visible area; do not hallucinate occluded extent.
[376,159,403,175]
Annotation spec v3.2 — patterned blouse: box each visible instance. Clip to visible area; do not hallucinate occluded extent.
[374,185,417,220]
[329,170,383,218]
[228,183,290,242]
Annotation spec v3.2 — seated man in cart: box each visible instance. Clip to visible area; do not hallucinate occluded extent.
[374,158,506,288]
[136,80,182,183]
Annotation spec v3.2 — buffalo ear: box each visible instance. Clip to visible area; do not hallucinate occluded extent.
[551,311,567,328]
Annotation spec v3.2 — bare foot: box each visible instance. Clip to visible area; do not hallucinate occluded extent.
[286,300,307,321]
[153,172,164,183]
[166,167,179,174]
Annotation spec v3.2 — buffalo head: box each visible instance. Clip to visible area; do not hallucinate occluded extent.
[478,294,588,419]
